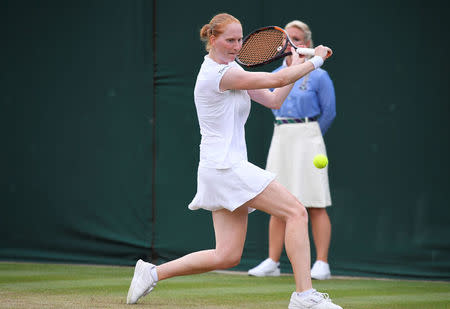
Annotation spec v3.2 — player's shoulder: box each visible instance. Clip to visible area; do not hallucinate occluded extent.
[200,56,238,75]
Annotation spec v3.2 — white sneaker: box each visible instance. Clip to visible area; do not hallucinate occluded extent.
[288,290,343,309]
[311,260,331,280]
[126,259,157,304]
[248,258,280,277]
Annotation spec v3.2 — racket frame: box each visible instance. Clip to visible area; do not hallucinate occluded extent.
[236,26,315,67]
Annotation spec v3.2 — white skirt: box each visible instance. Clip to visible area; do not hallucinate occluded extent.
[266,121,331,208]
[188,160,276,212]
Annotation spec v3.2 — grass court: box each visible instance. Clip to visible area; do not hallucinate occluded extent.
[1,262,449,308]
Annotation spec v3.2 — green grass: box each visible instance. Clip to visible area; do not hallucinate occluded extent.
[0,262,449,308]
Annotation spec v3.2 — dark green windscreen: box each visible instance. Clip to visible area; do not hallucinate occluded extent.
[1,0,449,280]
[0,1,154,265]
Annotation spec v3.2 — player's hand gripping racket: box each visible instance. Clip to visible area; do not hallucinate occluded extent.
[236,26,331,68]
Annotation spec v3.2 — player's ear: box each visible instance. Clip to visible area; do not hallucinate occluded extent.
[210,35,216,47]
[305,40,312,48]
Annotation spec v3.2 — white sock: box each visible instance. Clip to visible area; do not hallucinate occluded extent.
[296,289,315,297]
[150,267,159,282]
[267,258,279,266]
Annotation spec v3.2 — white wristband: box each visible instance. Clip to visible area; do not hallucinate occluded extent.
[308,55,324,69]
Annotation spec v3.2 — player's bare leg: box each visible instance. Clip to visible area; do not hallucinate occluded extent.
[245,180,311,292]
[156,206,248,280]
[128,207,249,304]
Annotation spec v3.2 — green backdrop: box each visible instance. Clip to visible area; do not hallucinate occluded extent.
[1,0,449,280]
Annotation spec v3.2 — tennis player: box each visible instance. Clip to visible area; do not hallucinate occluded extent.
[127,13,342,309]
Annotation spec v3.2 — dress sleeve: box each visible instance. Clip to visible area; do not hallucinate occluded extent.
[215,63,234,93]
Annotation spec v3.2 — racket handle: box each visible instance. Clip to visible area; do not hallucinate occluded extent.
[295,47,315,56]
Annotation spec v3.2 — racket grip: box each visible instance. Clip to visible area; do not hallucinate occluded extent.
[295,47,315,56]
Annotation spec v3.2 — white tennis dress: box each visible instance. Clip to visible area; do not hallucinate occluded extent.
[188,55,275,212]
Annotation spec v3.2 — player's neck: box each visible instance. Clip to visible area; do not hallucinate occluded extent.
[208,51,229,65]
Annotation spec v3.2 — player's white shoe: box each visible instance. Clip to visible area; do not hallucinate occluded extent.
[288,290,342,309]
[311,260,331,280]
[248,258,280,277]
[127,259,157,304]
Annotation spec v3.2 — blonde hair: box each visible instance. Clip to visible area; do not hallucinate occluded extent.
[200,13,241,52]
[285,20,314,48]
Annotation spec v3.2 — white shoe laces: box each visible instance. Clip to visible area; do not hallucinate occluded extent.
[312,291,331,303]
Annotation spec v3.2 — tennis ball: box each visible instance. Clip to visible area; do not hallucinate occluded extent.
[313,154,328,169]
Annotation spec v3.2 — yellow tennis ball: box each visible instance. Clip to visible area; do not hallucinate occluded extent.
[313,154,328,169]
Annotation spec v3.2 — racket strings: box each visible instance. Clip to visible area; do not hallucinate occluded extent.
[237,29,285,66]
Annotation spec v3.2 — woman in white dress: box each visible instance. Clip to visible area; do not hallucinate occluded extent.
[127,13,342,309]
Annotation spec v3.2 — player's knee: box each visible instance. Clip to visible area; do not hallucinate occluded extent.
[287,204,308,225]
[225,254,241,268]
[215,250,242,269]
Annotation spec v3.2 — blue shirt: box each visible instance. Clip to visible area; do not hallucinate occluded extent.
[271,62,336,134]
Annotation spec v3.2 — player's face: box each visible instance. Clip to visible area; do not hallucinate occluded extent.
[211,22,243,64]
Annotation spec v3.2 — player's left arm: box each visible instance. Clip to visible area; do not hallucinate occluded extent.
[247,50,307,110]
[317,71,336,134]
[247,84,294,110]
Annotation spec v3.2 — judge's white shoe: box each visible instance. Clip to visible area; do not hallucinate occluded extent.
[248,258,280,277]
[127,259,157,304]
[311,260,331,280]
[288,290,343,309]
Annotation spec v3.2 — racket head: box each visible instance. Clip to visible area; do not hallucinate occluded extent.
[236,26,290,67]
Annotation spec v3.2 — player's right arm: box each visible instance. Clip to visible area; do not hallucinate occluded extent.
[220,46,331,109]
[220,45,330,92]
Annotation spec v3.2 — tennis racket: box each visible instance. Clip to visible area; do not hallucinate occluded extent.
[236,26,329,68]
